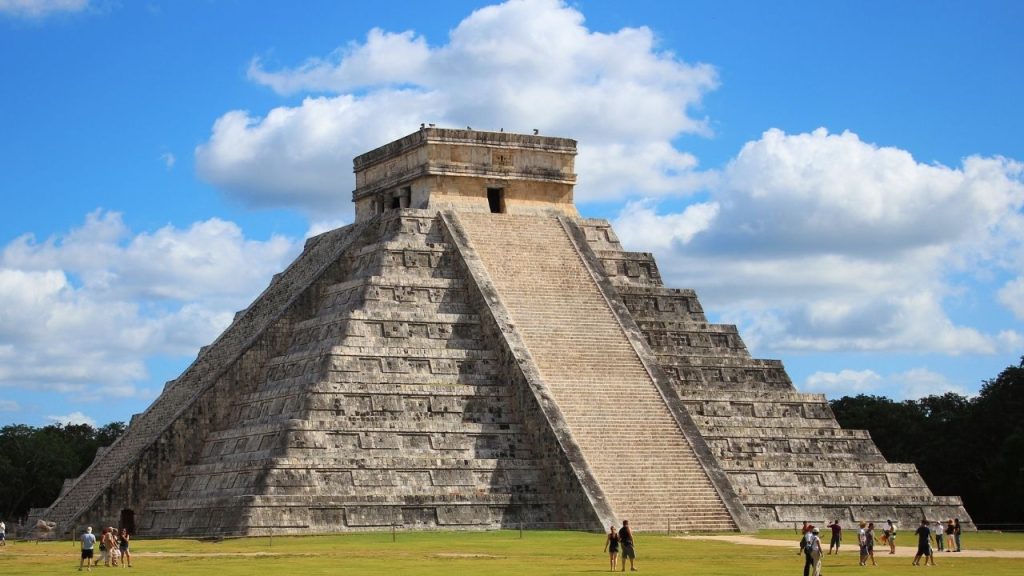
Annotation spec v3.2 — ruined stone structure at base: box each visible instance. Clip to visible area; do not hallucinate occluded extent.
[34,128,971,536]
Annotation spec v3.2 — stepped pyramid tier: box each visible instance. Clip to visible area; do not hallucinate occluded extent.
[35,128,969,536]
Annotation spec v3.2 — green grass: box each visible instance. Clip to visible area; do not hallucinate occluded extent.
[1,530,1021,576]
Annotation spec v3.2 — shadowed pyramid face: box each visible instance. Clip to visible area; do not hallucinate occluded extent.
[36,130,971,537]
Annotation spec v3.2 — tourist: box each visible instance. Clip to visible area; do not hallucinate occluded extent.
[0,519,6,546]
[119,528,132,568]
[108,528,121,567]
[827,519,842,554]
[865,522,878,566]
[799,524,817,576]
[97,527,109,567]
[101,527,117,566]
[912,519,936,566]
[886,519,897,554]
[933,520,944,552]
[945,518,955,551]
[79,526,96,571]
[808,527,824,576]
[618,520,636,572]
[603,524,620,571]
[858,521,869,566]
[953,518,962,552]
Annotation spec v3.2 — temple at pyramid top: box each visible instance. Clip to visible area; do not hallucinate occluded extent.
[353,127,579,221]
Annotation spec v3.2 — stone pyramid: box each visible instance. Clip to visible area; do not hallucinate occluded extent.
[35,128,970,536]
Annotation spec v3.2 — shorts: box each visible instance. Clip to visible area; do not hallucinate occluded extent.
[621,543,635,559]
[918,544,931,556]
[81,549,94,560]
[859,545,868,556]
[830,535,841,547]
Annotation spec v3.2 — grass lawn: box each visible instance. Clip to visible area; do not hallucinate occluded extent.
[1,530,1022,576]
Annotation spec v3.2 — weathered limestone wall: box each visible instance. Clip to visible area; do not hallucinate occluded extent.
[137,210,585,536]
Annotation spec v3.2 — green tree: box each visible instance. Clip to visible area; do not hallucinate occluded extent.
[0,422,124,521]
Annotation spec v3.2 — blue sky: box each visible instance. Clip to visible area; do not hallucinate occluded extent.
[1,0,1022,428]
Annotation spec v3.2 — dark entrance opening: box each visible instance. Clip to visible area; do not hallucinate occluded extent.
[119,509,135,535]
[487,188,505,213]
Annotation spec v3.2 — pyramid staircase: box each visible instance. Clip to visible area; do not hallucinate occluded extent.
[451,212,745,532]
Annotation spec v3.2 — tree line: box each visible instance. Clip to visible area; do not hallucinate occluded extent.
[0,359,1020,528]
[0,421,125,522]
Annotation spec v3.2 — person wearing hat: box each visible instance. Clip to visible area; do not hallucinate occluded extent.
[800,525,822,576]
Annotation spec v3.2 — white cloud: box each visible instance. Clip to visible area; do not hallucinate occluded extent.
[0,211,301,395]
[46,411,96,427]
[615,199,718,251]
[803,367,968,401]
[196,0,718,215]
[617,128,1024,356]
[805,369,883,396]
[998,276,1024,320]
[0,399,20,411]
[0,0,86,18]
[160,152,176,170]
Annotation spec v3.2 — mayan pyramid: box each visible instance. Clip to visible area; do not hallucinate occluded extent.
[34,128,971,536]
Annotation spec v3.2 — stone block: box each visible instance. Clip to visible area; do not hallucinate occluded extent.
[345,506,398,527]
[436,505,491,525]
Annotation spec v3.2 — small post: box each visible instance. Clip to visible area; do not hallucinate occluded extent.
[392,523,396,543]
[519,520,523,539]
[268,529,272,548]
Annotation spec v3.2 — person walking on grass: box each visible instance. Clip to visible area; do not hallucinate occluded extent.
[619,520,637,572]
[119,528,132,568]
[886,519,897,554]
[866,522,878,566]
[945,519,955,551]
[604,524,620,571]
[827,519,842,554]
[808,527,824,576]
[78,527,96,571]
[913,519,936,566]
[858,521,869,566]
[799,524,815,576]
[933,520,944,552]
[953,518,962,552]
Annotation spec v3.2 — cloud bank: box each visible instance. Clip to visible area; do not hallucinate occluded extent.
[0,211,300,396]
[616,128,1024,356]
[195,0,717,215]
